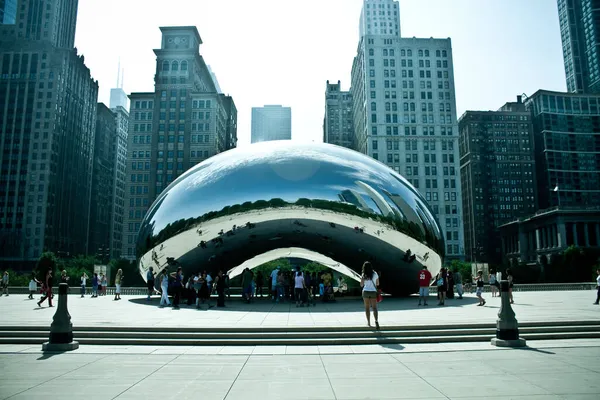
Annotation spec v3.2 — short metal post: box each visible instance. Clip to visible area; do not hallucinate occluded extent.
[42,283,79,351]
[491,280,526,347]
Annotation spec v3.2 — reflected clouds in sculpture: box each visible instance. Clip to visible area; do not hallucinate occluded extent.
[137,141,444,295]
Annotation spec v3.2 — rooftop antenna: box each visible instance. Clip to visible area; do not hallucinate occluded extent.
[116,57,121,87]
[121,68,125,89]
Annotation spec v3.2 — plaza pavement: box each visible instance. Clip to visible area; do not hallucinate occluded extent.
[0,289,598,329]
[0,290,599,399]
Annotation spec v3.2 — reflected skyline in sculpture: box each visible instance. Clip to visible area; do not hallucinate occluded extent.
[136,141,444,295]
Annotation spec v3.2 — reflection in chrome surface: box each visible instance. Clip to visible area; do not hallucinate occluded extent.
[137,141,444,295]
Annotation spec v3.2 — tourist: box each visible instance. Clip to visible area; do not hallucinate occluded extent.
[158,268,170,307]
[28,274,40,299]
[37,269,53,307]
[256,271,264,298]
[284,271,291,300]
[360,261,380,329]
[489,270,498,297]
[60,270,69,284]
[146,267,156,301]
[294,269,305,307]
[506,268,514,304]
[276,270,285,302]
[97,274,103,296]
[475,270,486,306]
[101,274,107,296]
[242,267,253,303]
[91,273,99,298]
[454,268,463,299]
[170,267,183,309]
[437,267,447,306]
[205,271,213,295]
[199,272,213,308]
[224,272,230,298]
[215,269,226,307]
[270,266,280,301]
[114,269,123,301]
[594,269,600,305]
[417,265,432,306]
[80,272,88,298]
[2,271,9,296]
[447,270,455,299]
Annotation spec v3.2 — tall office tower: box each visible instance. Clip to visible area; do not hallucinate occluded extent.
[0,0,17,24]
[121,26,237,260]
[358,0,401,38]
[458,96,537,265]
[250,105,292,143]
[558,0,600,93]
[0,0,98,269]
[323,80,354,149]
[351,3,464,259]
[526,90,600,209]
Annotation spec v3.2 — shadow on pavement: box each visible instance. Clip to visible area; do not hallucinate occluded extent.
[126,294,481,312]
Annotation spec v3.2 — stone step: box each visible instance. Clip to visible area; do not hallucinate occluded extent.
[1,331,599,346]
[0,325,598,340]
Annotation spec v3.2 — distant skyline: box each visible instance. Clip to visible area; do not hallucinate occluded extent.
[74,0,566,146]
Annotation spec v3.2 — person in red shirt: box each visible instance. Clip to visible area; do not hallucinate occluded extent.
[418,266,432,306]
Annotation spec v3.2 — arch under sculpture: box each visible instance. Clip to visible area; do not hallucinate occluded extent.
[136,141,444,296]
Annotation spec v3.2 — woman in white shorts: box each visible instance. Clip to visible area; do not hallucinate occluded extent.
[360,261,380,329]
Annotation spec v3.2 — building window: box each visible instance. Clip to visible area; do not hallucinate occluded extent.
[162,61,169,71]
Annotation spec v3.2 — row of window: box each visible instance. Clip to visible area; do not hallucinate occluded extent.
[368,48,449,58]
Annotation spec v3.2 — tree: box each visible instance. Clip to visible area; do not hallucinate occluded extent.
[35,252,58,277]
[446,259,472,283]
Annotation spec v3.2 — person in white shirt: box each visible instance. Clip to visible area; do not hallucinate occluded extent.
[80,272,88,298]
[594,269,600,305]
[360,261,380,330]
[270,266,280,301]
[294,270,305,307]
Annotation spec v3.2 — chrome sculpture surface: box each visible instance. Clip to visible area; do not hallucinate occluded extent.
[137,141,444,295]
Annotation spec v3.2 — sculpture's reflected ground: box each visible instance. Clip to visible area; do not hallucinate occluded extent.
[137,141,444,296]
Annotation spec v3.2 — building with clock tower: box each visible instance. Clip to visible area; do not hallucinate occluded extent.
[122,26,237,260]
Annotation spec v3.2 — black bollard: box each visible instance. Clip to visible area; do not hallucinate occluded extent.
[491,280,526,347]
[42,283,79,351]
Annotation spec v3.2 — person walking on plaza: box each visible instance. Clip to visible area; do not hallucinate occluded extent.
[215,269,226,307]
[101,274,107,296]
[475,270,486,306]
[170,267,183,309]
[270,266,280,301]
[506,268,515,304]
[417,265,432,306]
[447,270,455,299]
[256,271,264,298]
[158,268,170,307]
[80,272,88,298]
[241,267,253,304]
[114,269,123,301]
[360,261,380,329]
[437,267,447,306]
[454,268,463,299]
[28,274,40,299]
[2,271,9,296]
[294,269,306,307]
[146,267,156,301]
[37,270,53,307]
[91,273,99,298]
[594,269,600,305]
[489,270,498,297]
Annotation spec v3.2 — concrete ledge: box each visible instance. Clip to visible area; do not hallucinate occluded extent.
[491,337,527,347]
[42,341,79,352]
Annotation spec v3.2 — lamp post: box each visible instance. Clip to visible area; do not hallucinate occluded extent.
[42,283,79,351]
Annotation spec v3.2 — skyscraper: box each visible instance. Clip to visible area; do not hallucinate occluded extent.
[121,26,237,259]
[0,0,17,24]
[350,0,465,259]
[525,89,600,209]
[323,80,354,149]
[250,105,292,143]
[458,96,537,265]
[0,0,98,268]
[558,0,600,93]
[358,0,401,38]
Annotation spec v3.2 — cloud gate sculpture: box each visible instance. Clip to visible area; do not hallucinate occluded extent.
[137,141,444,296]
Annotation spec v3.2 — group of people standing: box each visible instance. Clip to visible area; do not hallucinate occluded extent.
[149,266,228,310]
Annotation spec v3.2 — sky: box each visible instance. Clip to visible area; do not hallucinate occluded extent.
[74,0,566,146]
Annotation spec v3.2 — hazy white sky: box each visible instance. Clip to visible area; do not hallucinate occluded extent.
[75,0,566,146]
